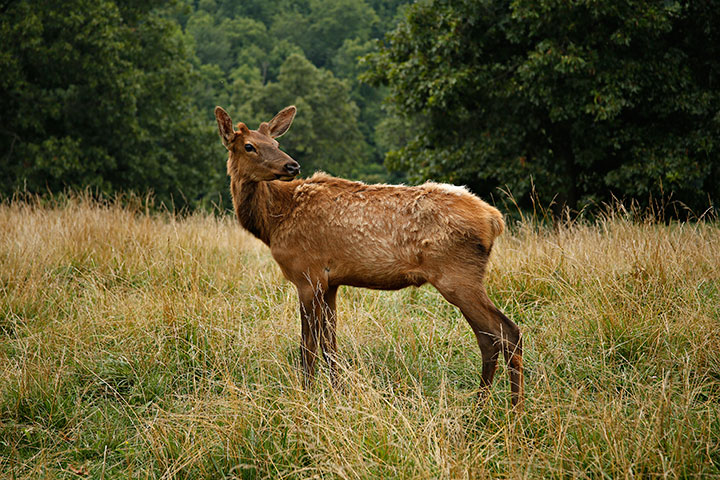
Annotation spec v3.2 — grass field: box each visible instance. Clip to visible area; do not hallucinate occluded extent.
[1,195,719,479]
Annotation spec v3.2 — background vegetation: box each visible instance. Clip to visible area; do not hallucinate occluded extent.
[1,0,408,210]
[365,0,720,213]
[1,196,718,477]
[2,0,719,212]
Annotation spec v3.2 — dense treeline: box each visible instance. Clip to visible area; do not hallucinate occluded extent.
[366,0,720,214]
[2,0,718,213]
[176,0,409,203]
[1,0,406,209]
[0,0,217,208]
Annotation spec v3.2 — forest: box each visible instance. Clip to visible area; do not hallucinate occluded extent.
[1,0,719,213]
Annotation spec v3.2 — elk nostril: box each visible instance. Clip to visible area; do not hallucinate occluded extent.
[285,162,300,175]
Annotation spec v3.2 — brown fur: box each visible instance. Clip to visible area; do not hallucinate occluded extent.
[215,106,523,409]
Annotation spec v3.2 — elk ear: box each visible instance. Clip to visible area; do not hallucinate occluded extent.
[215,106,235,149]
[267,105,296,138]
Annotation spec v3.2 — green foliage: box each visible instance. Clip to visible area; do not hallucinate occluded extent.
[367,0,720,212]
[252,54,371,176]
[1,0,409,207]
[15,0,717,212]
[180,0,408,187]
[0,0,216,208]
[185,10,233,70]
[271,0,379,68]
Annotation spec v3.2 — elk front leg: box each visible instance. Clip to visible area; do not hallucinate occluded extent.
[297,284,323,386]
[321,286,339,386]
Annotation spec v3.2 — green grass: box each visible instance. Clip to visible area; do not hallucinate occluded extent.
[1,196,719,478]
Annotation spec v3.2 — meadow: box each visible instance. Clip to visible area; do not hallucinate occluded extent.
[1,195,719,479]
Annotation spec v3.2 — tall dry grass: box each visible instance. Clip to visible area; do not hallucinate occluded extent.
[1,195,719,478]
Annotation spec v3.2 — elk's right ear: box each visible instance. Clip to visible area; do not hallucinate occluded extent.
[215,106,235,149]
[267,105,297,138]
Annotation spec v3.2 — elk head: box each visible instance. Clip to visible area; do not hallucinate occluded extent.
[215,106,300,182]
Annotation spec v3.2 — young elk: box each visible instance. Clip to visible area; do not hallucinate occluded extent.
[215,105,523,408]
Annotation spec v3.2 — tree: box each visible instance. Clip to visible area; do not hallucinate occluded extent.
[0,0,215,208]
[178,0,409,186]
[251,54,370,177]
[185,11,232,70]
[271,0,379,68]
[366,0,720,213]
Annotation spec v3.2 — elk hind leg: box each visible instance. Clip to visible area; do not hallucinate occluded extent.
[476,332,500,398]
[433,278,523,408]
[494,305,523,409]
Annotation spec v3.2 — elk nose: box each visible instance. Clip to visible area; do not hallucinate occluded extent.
[284,161,300,176]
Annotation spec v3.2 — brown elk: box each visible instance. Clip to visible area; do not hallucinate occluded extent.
[215,105,524,408]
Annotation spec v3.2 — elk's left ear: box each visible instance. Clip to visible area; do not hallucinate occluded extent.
[215,106,235,149]
[267,105,296,138]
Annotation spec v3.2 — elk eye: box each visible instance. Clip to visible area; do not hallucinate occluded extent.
[244,143,255,153]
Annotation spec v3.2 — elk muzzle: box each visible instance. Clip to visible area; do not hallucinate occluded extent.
[284,161,300,177]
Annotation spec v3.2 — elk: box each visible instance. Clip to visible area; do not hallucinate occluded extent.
[215,105,523,408]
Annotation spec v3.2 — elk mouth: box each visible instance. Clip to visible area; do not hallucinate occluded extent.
[274,173,297,181]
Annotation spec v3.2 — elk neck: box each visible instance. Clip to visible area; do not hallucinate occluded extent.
[229,175,296,246]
